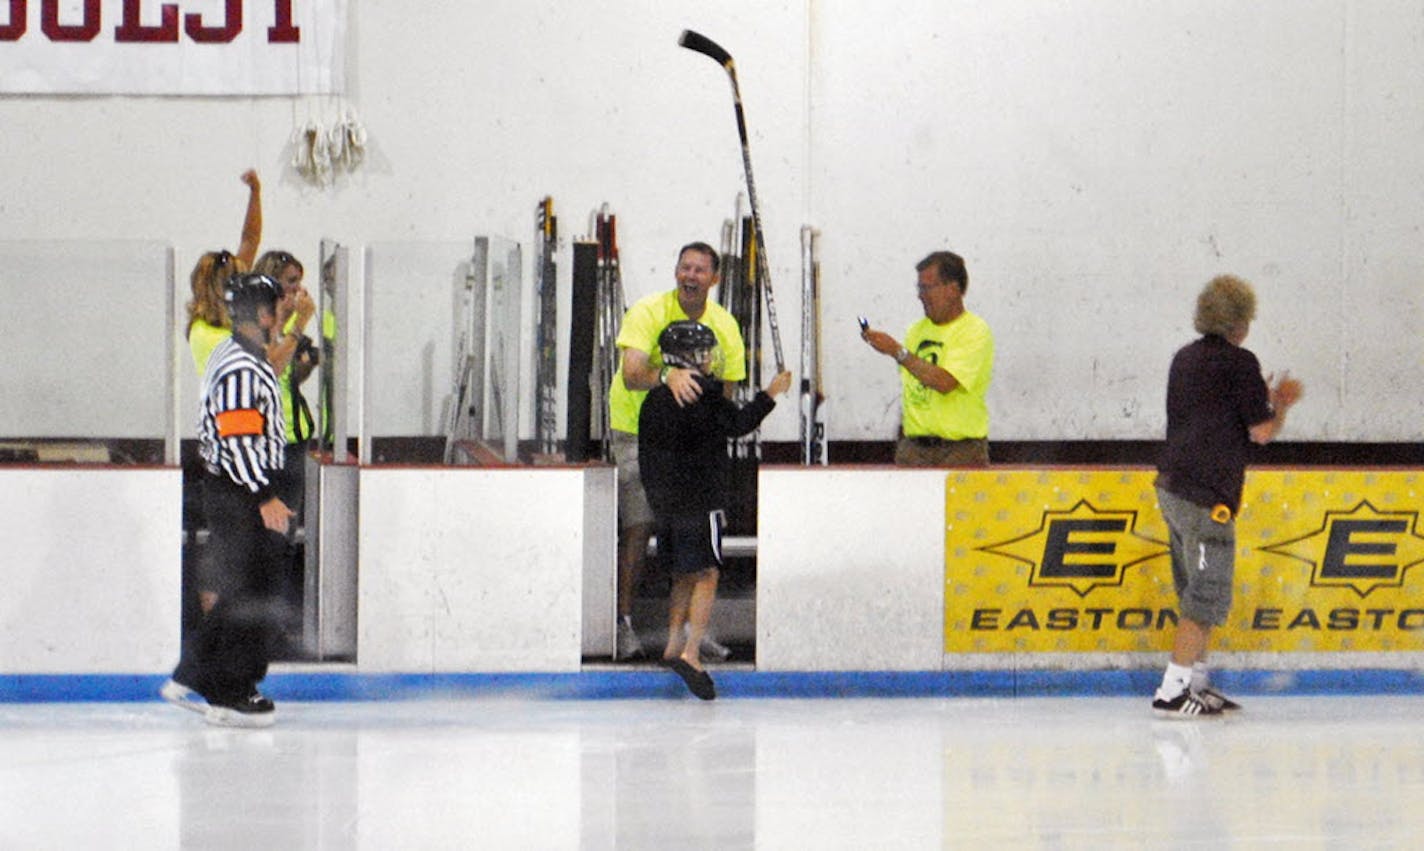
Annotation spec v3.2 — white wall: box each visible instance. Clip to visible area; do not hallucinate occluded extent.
[4,1,1421,442]
[0,469,181,674]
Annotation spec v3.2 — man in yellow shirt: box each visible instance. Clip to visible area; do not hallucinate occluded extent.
[861,251,994,466]
[607,242,746,659]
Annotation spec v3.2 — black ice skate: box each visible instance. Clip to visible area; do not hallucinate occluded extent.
[205,691,276,728]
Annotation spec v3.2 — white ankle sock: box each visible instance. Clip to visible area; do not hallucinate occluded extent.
[1156,662,1193,701]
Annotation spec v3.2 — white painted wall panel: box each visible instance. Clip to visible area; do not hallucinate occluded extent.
[0,469,181,673]
[580,467,618,658]
[756,467,946,670]
[357,467,611,672]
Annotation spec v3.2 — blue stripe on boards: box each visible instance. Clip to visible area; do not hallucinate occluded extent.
[4,669,1424,703]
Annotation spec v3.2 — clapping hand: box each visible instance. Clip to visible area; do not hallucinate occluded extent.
[1269,372,1303,410]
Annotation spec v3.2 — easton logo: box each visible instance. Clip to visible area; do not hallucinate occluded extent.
[1260,500,1424,598]
[975,500,1168,598]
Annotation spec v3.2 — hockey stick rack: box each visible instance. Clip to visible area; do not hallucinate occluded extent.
[800,225,827,465]
[566,204,626,463]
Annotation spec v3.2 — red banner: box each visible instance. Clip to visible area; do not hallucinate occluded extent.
[0,0,345,94]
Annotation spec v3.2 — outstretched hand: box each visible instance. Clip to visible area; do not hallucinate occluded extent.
[764,370,792,398]
[241,169,261,192]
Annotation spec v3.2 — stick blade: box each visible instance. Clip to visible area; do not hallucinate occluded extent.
[678,29,732,66]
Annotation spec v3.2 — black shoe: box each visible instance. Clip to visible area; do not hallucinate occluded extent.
[669,658,716,701]
[1196,686,1241,712]
[205,691,276,728]
[1152,690,1221,719]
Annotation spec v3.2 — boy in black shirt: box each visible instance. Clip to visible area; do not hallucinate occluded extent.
[639,321,791,699]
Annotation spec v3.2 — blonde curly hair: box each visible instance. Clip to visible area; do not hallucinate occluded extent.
[1194,274,1256,338]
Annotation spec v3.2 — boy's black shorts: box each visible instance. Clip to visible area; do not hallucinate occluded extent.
[656,509,726,575]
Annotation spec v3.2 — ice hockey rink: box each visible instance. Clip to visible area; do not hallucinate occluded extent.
[3,691,1421,848]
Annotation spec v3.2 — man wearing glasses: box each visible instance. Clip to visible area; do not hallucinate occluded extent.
[860,251,994,466]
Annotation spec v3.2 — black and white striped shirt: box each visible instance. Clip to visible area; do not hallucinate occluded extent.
[198,335,287,496]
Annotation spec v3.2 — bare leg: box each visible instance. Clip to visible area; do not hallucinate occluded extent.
[664,575,695,661]
[678,568,720,670]
[1171,617,1211,667]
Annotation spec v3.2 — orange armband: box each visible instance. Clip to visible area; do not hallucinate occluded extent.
[216,408,265,438]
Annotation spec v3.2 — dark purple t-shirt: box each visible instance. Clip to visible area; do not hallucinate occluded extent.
[1157,334,1274,512]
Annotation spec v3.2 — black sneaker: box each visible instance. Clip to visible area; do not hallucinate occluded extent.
[1196,686,1242,712]
[1152,690,1221,719]
[205,691,276,728]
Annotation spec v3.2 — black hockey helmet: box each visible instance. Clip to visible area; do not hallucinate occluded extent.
[223,272,281,322]
[658,320,722,374]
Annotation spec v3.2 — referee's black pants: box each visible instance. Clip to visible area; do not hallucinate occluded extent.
[172,474,287,703]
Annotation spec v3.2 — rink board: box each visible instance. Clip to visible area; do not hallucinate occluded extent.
[945,469,1424,654]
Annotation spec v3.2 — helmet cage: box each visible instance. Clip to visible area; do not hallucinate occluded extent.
[658,320,723,376]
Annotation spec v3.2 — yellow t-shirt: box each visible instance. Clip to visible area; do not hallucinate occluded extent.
[188,319,231,375]
[900,311,993,440]
[607,290,747,434]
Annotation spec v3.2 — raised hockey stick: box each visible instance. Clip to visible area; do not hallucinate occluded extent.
[678,29,786,372]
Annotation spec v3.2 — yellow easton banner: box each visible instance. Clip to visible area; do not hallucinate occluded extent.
[944,469,1424,654]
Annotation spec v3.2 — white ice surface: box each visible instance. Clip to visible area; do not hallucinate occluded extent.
[1,696,1419,849]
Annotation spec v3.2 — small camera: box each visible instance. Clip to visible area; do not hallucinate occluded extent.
[295,334,320,365]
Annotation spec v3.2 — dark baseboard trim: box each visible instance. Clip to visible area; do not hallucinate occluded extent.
[760,440,1424,466]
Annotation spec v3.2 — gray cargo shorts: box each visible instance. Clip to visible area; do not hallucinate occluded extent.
[1156,485,1236,626]
[611,429,654,531]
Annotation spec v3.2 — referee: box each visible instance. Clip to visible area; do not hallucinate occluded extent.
[163,272,294,728]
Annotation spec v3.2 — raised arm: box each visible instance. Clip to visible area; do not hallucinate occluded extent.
[236,169,262,268]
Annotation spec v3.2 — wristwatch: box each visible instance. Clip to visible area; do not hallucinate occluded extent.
[659,366,671,385]
[894,346,910,364]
